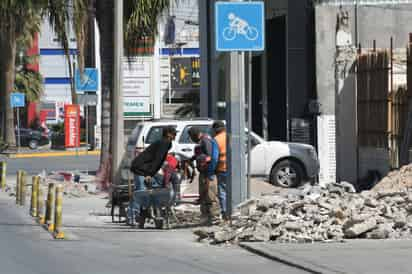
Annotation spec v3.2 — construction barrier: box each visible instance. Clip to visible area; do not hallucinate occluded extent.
[45,183,55,232]
[19,171,27,206]
[30,176,40,217]
[0,161,6,190]
[53,184,64,239]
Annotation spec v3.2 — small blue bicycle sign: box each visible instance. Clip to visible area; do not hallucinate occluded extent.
[75,68,99,93]
[223,13,258,41]
[215,1,265,52]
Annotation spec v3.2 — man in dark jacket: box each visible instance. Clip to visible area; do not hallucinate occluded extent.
[188,127,220,225]
[128,127,177,226]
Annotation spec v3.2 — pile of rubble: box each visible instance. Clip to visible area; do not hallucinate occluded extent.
[373,164,412,192]
[194,183,412,244]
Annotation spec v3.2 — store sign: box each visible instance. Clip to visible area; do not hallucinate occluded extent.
[122,57,153,118]
[64,104,80,148]
[124,97,151,117]
[123,60,151,77]
[171,57,200,90]
[123,77,151,97]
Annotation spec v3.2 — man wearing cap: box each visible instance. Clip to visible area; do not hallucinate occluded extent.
[128,127,177,226]
[188,127,220,225]
[213,120,228,220]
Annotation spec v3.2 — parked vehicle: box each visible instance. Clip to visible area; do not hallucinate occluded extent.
[125,119,319,188]
[15,128,50,150]
[0,141,8,153]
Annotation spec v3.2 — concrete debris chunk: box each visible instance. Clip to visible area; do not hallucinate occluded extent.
[366,224,391,239]
[344,218,377,238]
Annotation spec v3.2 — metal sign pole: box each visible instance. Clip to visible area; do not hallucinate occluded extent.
[247,51,252,199]
[216,1,265,214]
[86,102,89,155]
[17,107,21,152]
[226,51,247,216]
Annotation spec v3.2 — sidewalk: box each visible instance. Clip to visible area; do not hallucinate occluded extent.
[240,240,412,274]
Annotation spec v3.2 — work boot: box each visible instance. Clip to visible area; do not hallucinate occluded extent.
[199,215,212,226]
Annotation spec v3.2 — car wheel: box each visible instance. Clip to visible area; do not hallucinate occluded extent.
[28,140,38,150]
[270,159,304,188]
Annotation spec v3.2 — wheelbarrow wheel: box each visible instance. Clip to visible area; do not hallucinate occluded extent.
[154,218,164,229]
[154,207,164,229]
[165,207,171,229]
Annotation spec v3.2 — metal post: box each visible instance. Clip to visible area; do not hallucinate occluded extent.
[86,104,89,155]
[247,51,252,199]
[16,171,21,205]
[31,176,40,217]
[37,184,45,224]
[226,51,247,216]
[0,161,6,190]
[111,0,125,185]
[45,183,55,231]
[17,107,21,152]
[54,184,64,239]
[20,171,26,206]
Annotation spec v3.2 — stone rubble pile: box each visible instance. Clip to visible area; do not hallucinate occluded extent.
[373,164,412,192]
[194,183,412,244]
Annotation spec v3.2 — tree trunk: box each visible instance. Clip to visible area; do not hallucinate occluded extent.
[0,20,17,146]
[68,57,78,105]
[96,0,114,184]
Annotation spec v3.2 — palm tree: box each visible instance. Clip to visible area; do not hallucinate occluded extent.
[0,0,91,146]
[0,1,42,145]
[96,0,171,175]
[15,19,44,103]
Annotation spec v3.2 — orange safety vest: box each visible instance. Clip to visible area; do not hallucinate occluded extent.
[214,131,227,173]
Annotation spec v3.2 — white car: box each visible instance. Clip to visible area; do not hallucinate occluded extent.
[125,119,319,187]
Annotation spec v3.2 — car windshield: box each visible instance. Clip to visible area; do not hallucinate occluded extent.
[127,124,143,146]
[179,125,214,143]
[145,125,177,144]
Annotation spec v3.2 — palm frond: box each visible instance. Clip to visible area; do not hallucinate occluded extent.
[15,69,44,102]
[124,0,171,56]
[72,0,90,74]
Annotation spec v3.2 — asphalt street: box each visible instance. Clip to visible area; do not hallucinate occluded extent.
[0,194,306,274]
[0,155,99,176]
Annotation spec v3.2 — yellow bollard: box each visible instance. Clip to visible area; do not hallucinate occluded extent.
[19,171,27,206]
[53,184,64,239]
[37,185,45,224]
[0,161,6,190]
[16,171,20,205]
[45,183,55,232]
[30,176,40,217]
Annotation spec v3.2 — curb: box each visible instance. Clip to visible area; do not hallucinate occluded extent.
[239,242,337,274]
[8,150,100,159]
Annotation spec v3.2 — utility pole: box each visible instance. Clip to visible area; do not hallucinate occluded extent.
[111,0,124,184]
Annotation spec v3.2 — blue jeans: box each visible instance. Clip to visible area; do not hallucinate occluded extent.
[127,175,162,223]
[217,174,227,216]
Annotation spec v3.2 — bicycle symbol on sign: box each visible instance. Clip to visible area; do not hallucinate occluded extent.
[222,13,259,41]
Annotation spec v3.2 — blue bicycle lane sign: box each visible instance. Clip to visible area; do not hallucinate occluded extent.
[215,1,265,52]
